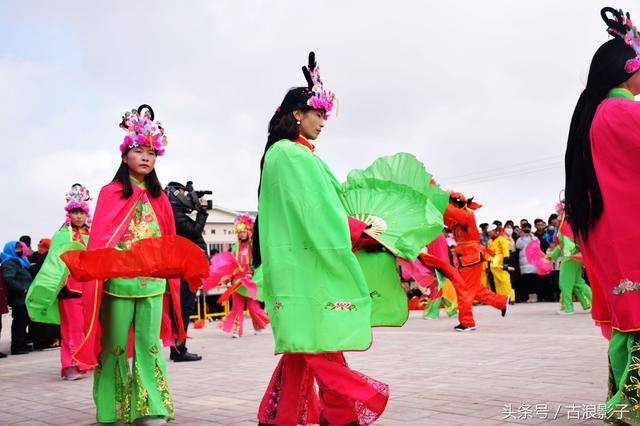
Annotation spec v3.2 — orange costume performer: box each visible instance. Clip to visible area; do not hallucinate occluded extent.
[444,192,509,331]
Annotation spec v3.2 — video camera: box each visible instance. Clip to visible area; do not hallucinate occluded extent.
[165,180,213,213]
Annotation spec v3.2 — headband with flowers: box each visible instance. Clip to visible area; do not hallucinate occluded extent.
[233,214,255,234]
[64,183,92,225]
[302,52,336,119]
[119,104,168,156]
[274,52,337,120]
[602,7,640,73]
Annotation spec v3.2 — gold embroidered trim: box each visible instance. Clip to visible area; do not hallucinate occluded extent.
[114,356,132,423]
[112,345,125,356]
[133,361,150,418]
[154,358,175,420]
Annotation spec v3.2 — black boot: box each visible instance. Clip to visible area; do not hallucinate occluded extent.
[11,346,30,355]
[173,351,202,362]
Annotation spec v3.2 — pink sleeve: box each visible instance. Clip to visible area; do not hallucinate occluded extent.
[347,216,368,248]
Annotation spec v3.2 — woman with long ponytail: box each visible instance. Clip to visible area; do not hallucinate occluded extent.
[565,7,640,420]
[254,52,389,426]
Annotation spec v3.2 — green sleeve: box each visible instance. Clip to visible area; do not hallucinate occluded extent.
[26,229,85,324]
[557,233,576,258]
[252,266,264,302]
[355,251,407,327]
[549,245,561,261]
[259,141,372,354]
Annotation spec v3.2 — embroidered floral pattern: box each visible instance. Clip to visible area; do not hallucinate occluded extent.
[325,301,357,311]
[612,278,640,295]
[261,362,283,423]
[353,370,390,426]
[115,196,161,251]
[273,300,283,310]
[113,356,132,423]
[154,358,175,420]
[621,339,640,420]
[132,361,150,418]
[296,365,314,424]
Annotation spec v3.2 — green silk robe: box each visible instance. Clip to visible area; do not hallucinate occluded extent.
[258,139,372,354]
[26,226,88,324]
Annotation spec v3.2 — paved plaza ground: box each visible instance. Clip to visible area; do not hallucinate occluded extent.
[0,302,609,425]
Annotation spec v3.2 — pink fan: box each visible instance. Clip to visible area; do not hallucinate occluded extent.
[202,252,238,292]
[398,257,435,288]
[525,239,552,276]
[218,276,258,304]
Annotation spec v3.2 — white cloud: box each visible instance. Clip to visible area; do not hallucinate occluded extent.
[0,0,636,243]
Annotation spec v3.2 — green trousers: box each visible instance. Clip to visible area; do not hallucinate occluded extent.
[559,259,592,313]
[607,330,640,424]
[94,294,174,424]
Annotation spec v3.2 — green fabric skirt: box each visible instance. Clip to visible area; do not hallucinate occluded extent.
[607,330,640,424]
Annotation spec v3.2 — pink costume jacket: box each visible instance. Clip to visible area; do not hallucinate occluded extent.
[71,180,185,368]
[584,93,640,333]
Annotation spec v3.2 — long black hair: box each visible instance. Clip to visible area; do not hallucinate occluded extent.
[252,87,314,266]
[113,148,163,199]
[564,33,636,241]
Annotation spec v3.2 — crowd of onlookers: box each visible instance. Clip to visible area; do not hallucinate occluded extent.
[474,214,566,304]
[0,235,58,358]
[0,212,577,359]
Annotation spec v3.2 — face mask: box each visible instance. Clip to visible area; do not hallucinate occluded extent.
[504,228,513,236]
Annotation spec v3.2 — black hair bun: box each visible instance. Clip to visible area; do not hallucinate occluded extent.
[601,7,626,36]
[137,104,155,121]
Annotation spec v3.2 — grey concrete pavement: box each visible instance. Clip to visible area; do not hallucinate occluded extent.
[0,302,607,425]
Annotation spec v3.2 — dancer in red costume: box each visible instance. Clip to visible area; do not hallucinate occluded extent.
[444,192,509,331]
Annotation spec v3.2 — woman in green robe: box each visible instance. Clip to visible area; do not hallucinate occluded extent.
[255,52,389,426]
[26,183,92,380]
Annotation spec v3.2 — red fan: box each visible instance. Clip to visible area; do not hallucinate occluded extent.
[60,235,209,292]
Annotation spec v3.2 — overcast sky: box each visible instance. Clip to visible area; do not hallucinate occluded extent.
[1,0,636,244]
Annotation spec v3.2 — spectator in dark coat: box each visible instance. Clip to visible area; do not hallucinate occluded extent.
[28,238,51,279]
[166,182,209,362]
[533,218,550,253]
[1,241,33,354]
[0,258,8,358]
[28,238,60,350]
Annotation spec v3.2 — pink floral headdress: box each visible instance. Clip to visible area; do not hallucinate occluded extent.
[302,52,336,119]
[64,183,92,225]
[119,104,168,156]
[602,7,640,73]
[233,214,255,233]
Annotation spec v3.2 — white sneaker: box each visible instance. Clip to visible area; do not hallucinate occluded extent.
[583,307,592,313]
[231,332,240,338]
[62,367,83,381]
[556,310,574,315]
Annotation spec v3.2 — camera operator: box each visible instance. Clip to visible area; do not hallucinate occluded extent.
[165,181,210,362]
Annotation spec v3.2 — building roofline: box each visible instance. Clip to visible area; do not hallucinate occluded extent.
[212,205,240,215]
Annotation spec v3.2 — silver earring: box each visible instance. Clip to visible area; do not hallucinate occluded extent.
[296,120,301,125]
